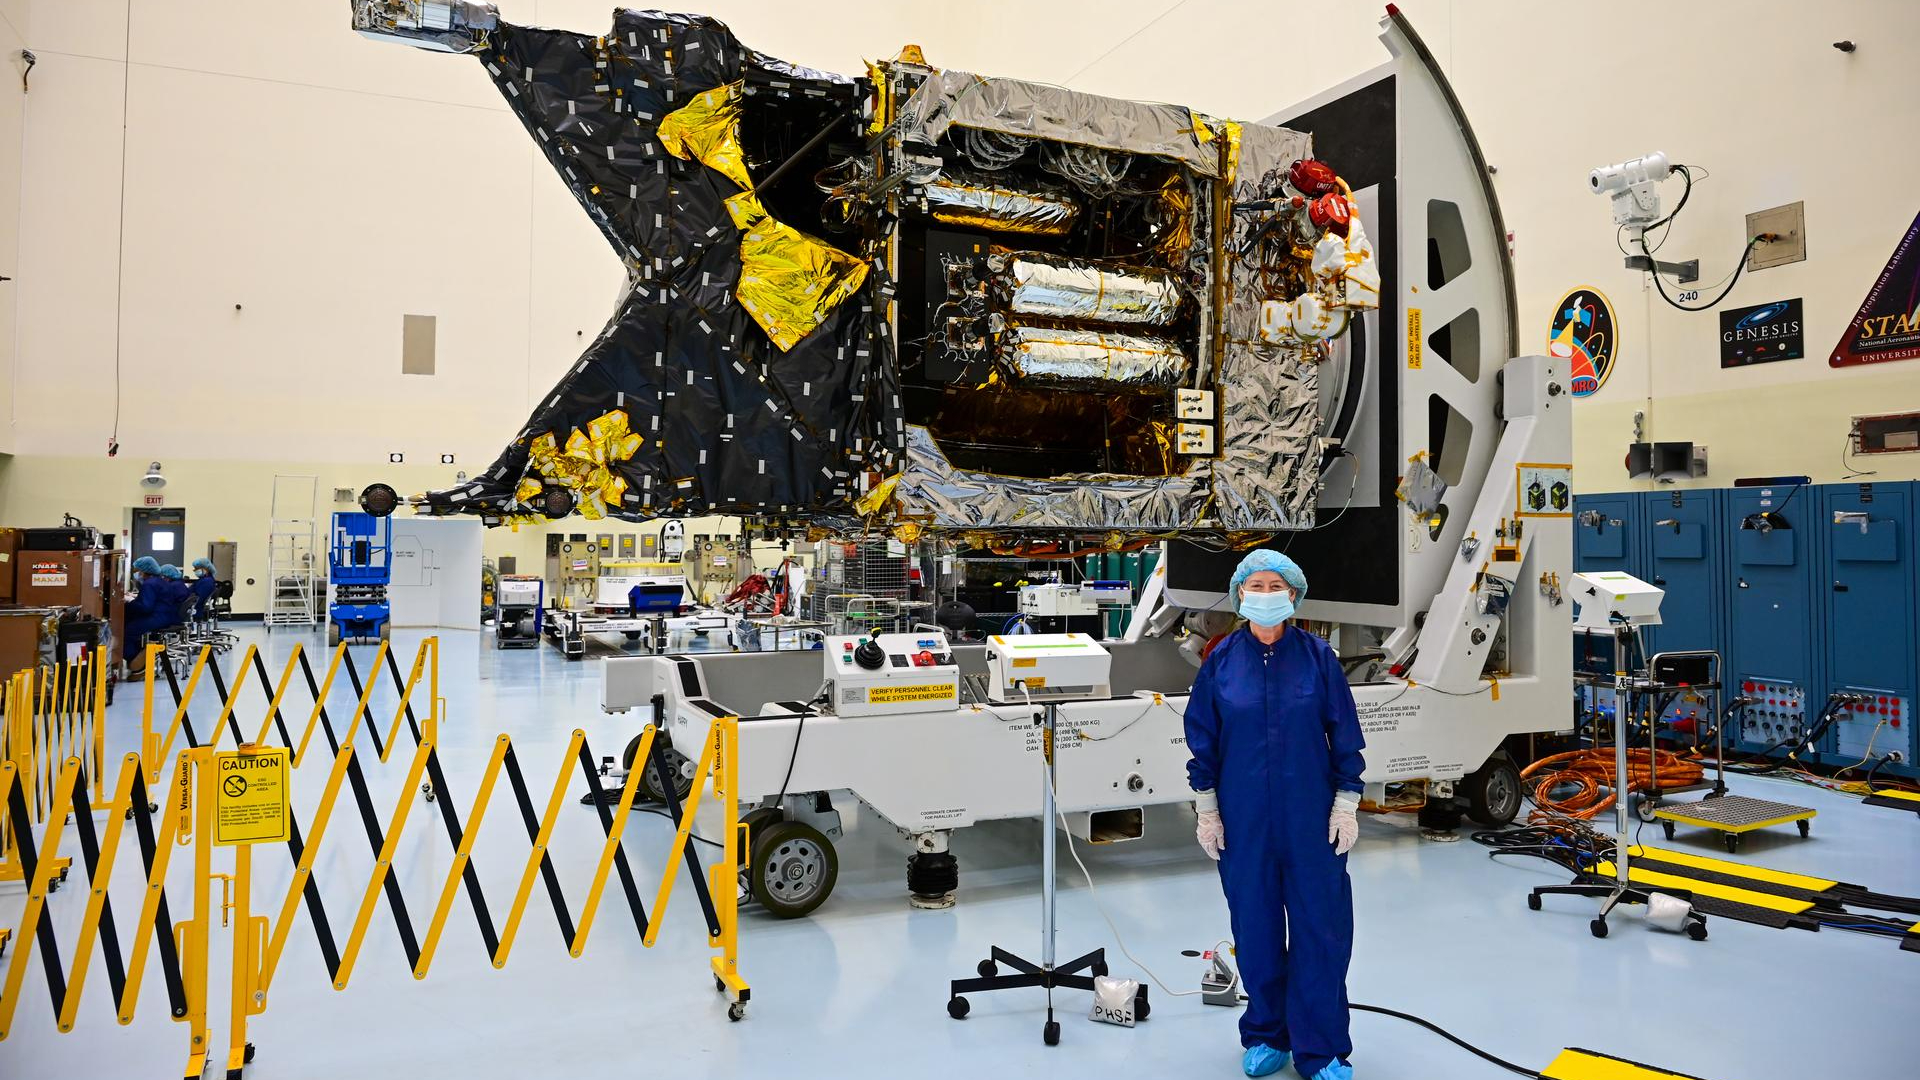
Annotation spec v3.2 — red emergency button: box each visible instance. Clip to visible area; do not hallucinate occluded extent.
[914,650,936,667]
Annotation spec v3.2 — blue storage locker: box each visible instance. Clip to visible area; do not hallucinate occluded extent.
[1572,492,1646,577]
[1821,482,1917,776]
[1725,482,1823,757]
[1639,489,1725,661]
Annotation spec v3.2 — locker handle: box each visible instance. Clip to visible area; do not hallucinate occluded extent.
[1736,579,1749,589]
[1653,578,1666,587]
[1833,582,1848,593]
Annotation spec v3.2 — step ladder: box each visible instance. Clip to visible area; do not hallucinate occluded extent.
[266,475,320,630]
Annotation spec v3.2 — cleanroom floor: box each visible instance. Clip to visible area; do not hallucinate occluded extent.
[3,627,1915,1080]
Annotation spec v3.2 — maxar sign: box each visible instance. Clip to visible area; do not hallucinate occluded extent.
[349,3,1380,544]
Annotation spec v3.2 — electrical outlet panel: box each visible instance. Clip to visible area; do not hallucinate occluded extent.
[1177,423,1215,455]
[1832,690,1908,761]
[1745,201,1806,270]
[1740,679,1806,747]
[1176,388,1216,421]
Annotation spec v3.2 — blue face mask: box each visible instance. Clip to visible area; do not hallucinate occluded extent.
[1238,590,1295,627]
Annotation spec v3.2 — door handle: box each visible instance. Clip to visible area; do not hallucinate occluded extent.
[1653,578,1666,587]
[1833,582,1848,593]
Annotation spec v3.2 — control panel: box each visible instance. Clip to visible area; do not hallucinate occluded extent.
[1739,679,1806,748]
[826,631,961,718]
[1832,689,1909,762]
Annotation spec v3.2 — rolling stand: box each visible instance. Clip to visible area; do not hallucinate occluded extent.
[945,701,1147,1044]
[1532,625,1710,940]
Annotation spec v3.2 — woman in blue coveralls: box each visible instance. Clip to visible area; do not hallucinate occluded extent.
[1184,550,1366,1080]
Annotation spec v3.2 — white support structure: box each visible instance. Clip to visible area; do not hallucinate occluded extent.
[265,475,320,629]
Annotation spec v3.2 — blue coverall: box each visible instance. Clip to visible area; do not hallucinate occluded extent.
[1185,626,1367,1075]
[191,575,218,618]
[123,577,191,657]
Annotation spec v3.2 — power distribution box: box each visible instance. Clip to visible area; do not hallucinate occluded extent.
[1821,482,1916,772]
[1726,484,1823,756]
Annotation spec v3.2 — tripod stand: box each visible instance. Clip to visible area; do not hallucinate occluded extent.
[945,700,1146,1044]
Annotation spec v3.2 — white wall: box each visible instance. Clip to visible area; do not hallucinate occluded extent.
[0,0,27,453]
[2,1,1914,556]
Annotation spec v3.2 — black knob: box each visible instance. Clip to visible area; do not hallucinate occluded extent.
[854,640,886,670]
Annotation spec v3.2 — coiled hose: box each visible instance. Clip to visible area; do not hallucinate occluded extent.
[1520,747,1704,820]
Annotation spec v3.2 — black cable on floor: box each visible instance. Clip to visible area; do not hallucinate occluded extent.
[1350,1002,1540,1078]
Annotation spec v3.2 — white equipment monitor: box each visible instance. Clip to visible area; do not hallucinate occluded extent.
[983,633,1112,703]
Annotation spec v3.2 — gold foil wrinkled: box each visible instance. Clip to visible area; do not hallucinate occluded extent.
[727,193,871,352]
[525,409,645,520]
[656,81,752,190]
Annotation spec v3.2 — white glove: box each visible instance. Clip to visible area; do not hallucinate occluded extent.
[1194,789,1224,860]
[1329,791,1360,855]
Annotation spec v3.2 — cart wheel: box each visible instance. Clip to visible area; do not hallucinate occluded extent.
[1635,794,1659,823]
[728,1002,746,1022]
[421,783,436,803]
[1589,917,1609,939]
[1043,1020,1061,1046]
[1723,833,1741,854]
[1661,821,1675,841]
[631,734,696,804]
[947,996,970,1020]
[715,975,726,993]
[1134,985,1151,1021]
[327,623,341,648]
[244,1043,256,1064]
[749,820,838,918]
[1527,892,1542,911]
[977,959,998,978]
[1463,757,1523,826]
[1687,920,1709,941]
[1797,820,1810,838]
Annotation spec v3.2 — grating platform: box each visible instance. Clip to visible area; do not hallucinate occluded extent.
[1651,794,1814,853]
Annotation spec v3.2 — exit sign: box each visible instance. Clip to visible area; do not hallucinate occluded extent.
[143,493,165,507]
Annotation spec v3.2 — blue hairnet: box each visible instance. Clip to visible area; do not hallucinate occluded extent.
[133,556,161,575]
[193,558,214,571]
[160,564,184,580]
[1229,549,1308,601]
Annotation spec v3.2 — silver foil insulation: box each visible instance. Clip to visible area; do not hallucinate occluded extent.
[999,323,1189,389]
[924,173,1080,236]
[990,254,1182,325]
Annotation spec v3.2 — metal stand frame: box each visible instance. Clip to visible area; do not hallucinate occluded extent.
[1532,628,1710,940]
[946,703,1138,1044]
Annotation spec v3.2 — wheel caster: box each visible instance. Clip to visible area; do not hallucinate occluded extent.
[1687,921,1709,941]
[1043,1020,1060,1046]
[728,1002,746,1022]
[1134,986,1151,1021]
[1723,833,1740,854]
[947,996,970,1020]
[245,1044,255,1064]
[1527,893,1542,911]
[715,975,726,993]
[1661,821,1675,841]
[1797,820,1810,838]
[976,959,997,978]
[1589,918,1609,939]
[47,877,61,895]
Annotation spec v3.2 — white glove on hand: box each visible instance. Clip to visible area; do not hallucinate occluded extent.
[1329,791,1360,855]
[1194,789,1224,860]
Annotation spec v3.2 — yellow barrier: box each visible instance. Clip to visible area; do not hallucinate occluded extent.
[0,636,746,1076]
[0,652,107,891]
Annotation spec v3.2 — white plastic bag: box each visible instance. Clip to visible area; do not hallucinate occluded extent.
[1089,974,1140,1027]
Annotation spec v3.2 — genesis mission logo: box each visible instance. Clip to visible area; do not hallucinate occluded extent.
[1719,297,1803,367]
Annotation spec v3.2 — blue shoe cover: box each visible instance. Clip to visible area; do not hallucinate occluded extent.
[1304,1062,1353,1080]
[1243,1046,1290,1077]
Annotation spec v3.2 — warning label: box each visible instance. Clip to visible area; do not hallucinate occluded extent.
[867,683,957,705]
[212,748,290,846]
[1356,700,1419,735]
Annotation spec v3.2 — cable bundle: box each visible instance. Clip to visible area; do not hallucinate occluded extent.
[1520,748,1704,819]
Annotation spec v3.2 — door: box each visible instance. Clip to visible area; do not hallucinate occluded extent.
[1726,485,1820,753]
[1823,483,1915,762]
[130,508,187,568]
[1572,493,1643,577]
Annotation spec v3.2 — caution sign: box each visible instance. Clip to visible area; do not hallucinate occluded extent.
[212,748,290,846]
[1406,307,1423,369]
[867,683,957,705]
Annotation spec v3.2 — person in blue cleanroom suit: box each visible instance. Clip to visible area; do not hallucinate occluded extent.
[122,556,169,661]
[190,558,220,619]
[1184,549,1366,1080]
